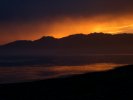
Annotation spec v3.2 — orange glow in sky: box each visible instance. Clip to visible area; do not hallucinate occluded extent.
[46,15,133,38]
[1,15,133,44]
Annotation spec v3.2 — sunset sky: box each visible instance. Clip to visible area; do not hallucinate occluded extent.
[1,0,133,44]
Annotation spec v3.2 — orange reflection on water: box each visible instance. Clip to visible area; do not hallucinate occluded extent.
[50,63,123,74]
[0,63,124,83]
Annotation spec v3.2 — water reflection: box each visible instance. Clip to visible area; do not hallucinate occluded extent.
[0,63,124,84]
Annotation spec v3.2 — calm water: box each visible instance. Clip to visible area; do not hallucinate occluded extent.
[0,63,124,84]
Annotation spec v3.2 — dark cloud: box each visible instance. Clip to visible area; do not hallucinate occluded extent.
[0,0,133,22]
[1,0,133,44]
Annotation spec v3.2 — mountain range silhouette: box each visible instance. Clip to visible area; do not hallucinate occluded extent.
[1,33,133,56]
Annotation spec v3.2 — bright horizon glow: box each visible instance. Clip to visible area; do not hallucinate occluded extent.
[1,15,133,44]
[47,15,133,38]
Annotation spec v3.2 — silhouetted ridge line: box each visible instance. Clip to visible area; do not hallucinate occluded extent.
[1,33,133,55]
[2,33,133,45]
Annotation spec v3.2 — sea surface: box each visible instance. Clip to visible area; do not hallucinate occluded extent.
[0,54,132,84]
[0,63,125,84]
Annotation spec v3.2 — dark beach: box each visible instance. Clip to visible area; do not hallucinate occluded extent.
[0,64,133,100]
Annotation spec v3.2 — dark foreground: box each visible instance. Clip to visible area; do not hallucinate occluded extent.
[0,65,133,100]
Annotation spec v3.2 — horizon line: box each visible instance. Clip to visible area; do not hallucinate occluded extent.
[1,32,133,45]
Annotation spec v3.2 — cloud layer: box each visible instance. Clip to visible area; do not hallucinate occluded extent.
[1,0,133,44]
[1,0,133,22]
